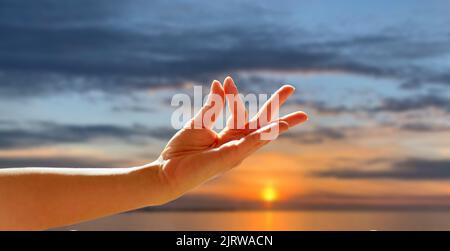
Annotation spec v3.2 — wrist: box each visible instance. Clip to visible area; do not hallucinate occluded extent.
[131,159,177,206]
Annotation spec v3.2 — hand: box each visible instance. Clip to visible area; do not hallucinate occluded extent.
[157,77,308,200]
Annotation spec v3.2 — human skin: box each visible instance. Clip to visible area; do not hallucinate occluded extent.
[0,77,308,230]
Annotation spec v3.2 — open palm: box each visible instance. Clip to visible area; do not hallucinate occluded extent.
[157,77,308,199]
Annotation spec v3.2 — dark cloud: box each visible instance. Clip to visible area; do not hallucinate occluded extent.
[0,119,18,127]
[0,156,128,168]
[372,94,450,113]
[401,71,450,89]
[0,121,176,149]
[399,122,450,132]
[286,98,357,115]
[291,93,450,117]
[1,1,450,97]
[314,158,450,180]
[281,127,347,144]
[111,105,156,113]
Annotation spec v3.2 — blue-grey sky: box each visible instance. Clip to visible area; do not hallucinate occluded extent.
[1,0,450,210]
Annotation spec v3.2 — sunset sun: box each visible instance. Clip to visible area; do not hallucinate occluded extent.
[261,186,278,203]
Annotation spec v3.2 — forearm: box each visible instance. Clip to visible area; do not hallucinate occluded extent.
[0,163,169,230]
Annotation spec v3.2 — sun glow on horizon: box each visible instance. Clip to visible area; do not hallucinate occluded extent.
[261,186,278,203]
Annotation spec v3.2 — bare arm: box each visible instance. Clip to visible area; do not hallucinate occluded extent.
[0,163,169,230]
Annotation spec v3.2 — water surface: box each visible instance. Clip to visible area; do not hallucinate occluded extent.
[58,210,450,231]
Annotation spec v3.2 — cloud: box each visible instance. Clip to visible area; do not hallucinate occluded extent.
[281,127,347,144]
[0,121,176,149]
[314,158,450,180]
[1,1,450,97]
[0,156,128,168]
[111,105,156,113]
[398,122,450,132]
[372,94,450,113]
[292,93,450,118]
[286,98,358,115]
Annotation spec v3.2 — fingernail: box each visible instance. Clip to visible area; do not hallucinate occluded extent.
[211,80,220,92]
[228,77,237,89]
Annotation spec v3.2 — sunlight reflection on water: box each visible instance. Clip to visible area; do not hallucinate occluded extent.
[57,210,450,231]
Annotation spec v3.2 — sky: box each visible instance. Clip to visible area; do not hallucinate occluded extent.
[1,0,450,211]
